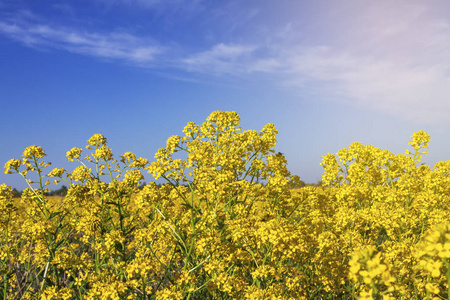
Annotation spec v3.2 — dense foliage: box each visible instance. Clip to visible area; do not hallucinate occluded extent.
[1,111,450,299]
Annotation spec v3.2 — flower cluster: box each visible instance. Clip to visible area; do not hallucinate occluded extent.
[1,112,450,299]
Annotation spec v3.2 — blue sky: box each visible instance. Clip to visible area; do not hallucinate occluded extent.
[1,0,450,190]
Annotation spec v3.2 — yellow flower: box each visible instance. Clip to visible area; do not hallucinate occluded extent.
[120,152,136,164]
[22,145,46,159]
[3,158,21,174]
[408,130,430,152]
[86,133,107,148]
[66,147,83,161]
[425,282,440,294]
[47,167,66,177]
[438,243,450,258]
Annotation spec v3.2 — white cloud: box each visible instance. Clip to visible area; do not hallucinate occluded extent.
[235,1,450,125]
[275,3,450,124]
[172,0,450,125]
[1,1,449,124]
[93,0,204,13]
[289,49,450,124]
[96,0,175,6]
[182,43,257,74]
[0,20,161,64]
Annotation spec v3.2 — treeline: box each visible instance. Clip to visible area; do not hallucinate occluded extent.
[11,185,69,197]
[10,182,149,198]
[10,180,320,197]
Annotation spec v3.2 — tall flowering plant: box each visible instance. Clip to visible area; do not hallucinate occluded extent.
[2,112,450,299]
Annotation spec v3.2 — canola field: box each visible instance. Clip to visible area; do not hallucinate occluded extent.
[1,111,450,299]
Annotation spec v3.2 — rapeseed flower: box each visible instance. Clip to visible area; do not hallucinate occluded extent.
[2,113,450,299]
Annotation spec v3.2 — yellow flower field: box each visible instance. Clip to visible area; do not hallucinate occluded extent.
[1,111,450,299]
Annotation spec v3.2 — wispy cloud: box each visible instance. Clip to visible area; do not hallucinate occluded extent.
[275,46,450,124]
[182,43,257,75]
[0,15,161,64]
[1,1,449,124]
[271,2,450,125]
[188,2,450,125]
[95,0,184,6]
[93,0,205,15]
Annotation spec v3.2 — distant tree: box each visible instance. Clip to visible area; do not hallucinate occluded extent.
[46,185,68,197]
[305,180,322,187]
[11,188,21,197]
[58,185,68,196]
[138,182,146,190]
[289,175,305,188]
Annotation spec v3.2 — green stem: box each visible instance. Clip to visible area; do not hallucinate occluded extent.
[33,156,45,199]
[142,276,147,299]
[19,172,44,205]
[445,258,450,300]
[3,273,7,300]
